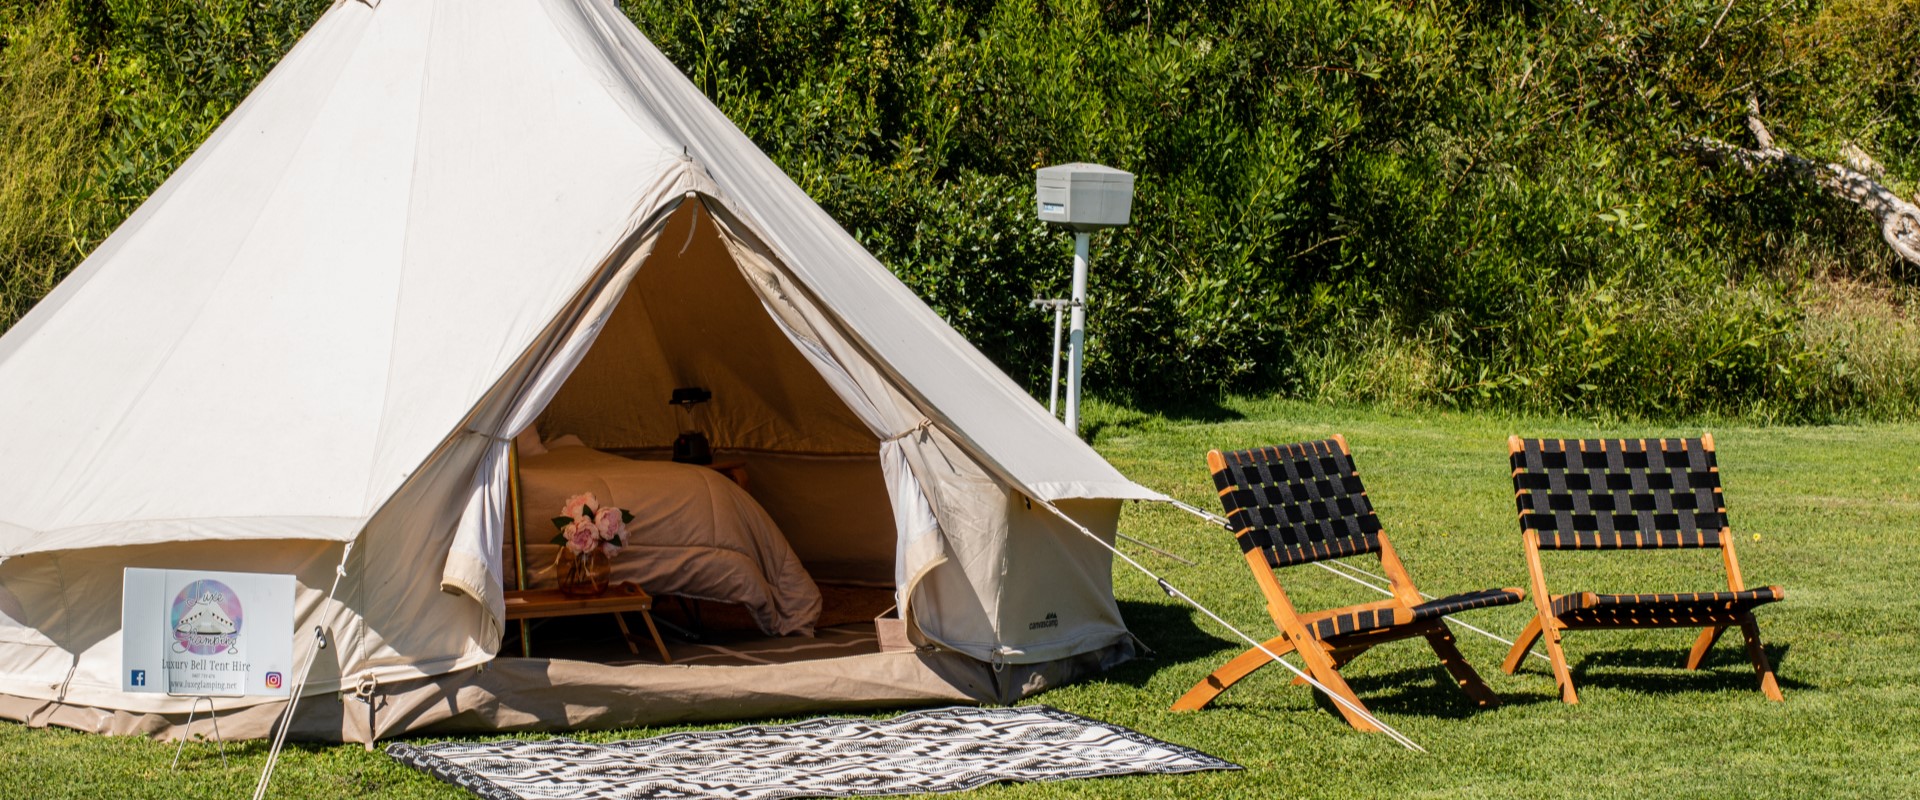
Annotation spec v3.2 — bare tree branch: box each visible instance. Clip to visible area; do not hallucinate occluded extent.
[1688,99,1920,267]
[1745,92,1774,149]
[1697,0,1737,51]
[1842,143,1884,178]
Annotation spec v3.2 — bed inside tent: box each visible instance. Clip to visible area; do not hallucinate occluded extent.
[500,199,903,667]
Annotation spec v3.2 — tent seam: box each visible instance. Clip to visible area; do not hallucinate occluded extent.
[0,514,366,556]
[362,0,440,507]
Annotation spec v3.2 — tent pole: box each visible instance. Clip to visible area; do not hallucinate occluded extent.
[510,442,531,657]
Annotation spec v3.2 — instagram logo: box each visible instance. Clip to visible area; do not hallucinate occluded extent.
[264,672,283,689]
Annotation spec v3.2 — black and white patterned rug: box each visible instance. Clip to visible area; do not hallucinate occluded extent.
[385,706,1237,800]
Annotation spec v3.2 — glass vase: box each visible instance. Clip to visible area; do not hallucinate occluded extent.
[554,548,610,597]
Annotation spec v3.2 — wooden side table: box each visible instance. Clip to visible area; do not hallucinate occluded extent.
[704,460,748,489]
[504,581,672,663]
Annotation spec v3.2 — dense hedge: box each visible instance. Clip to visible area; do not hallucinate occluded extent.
[4,0,1918,421]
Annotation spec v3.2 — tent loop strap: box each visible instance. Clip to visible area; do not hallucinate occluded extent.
[1032,498,1424,752]
[883,418,933,443]
[250,538,355,800]
[352,674,381,752]
[1163,498,1546,662]
[678,194,702,256]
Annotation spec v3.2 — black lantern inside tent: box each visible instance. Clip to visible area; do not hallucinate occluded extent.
[669,386,713,464]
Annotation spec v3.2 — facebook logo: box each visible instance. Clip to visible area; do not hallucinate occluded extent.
[130,670,146,687]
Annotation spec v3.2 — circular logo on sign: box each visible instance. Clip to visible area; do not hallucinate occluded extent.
[170,579,243,655]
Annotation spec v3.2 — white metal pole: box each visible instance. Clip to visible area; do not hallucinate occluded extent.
[1048,302,1064,416]
[1064,231,1091,433]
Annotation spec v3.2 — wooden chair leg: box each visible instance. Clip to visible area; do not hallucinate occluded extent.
[1427,625,1500,708]
[1541,621,1579,704]
[1737,614,1783,701]
[1294,636,1379,732]
[1686,625,1727,670]
[1171,635,1296,711]
[1501,615,1543,675]
[1290,644,1368,686]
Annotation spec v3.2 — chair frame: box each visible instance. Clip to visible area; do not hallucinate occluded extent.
[1172,435,1517,731]
[1501,434,1784,703]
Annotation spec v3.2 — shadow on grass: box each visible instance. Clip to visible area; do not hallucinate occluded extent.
[1330,663,1559,720]
[1082,394,1246,443]
[1109,599,1234,686]
[1115,599,1537,722]
[1121,394,1245,424]
[1496,641,1810,698]
[1082,413,1152,445]
[1560,643,1811,695]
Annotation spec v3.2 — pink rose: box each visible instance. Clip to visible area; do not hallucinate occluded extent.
[564,522,597,553]
[595,507,625,542]
[561,493,598,525]
[600,540,622,559]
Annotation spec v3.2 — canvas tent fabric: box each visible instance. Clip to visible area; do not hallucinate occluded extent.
[0,0,1166,740]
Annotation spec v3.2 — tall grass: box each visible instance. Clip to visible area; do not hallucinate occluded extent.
[0,3,102,331]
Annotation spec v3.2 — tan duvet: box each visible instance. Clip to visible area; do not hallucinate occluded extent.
[515,444,823,636]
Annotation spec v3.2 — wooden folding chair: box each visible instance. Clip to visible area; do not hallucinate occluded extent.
[1172,436,1524,730]
[1502,435,1785,703]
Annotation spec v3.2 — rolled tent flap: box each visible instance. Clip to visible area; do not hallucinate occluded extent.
[707,205,948,631]
[434,252,647,641]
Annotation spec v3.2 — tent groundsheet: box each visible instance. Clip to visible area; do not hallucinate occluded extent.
[0,643,1135,742]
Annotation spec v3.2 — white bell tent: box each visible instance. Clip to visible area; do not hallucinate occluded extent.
[0,0,1169,741]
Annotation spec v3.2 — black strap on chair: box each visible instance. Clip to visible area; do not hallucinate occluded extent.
[1511,438,1724,548]
[1215,440,1384,567]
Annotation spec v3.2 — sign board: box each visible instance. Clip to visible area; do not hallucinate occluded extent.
[122,568,295,697]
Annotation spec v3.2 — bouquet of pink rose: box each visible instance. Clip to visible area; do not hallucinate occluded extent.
[550,492,632,558]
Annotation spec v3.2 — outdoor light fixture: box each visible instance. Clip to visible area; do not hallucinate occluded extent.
[1034,163,1135,433]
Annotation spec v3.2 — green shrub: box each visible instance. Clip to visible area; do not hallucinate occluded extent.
[3,0,1918,422]
[0,2,103,331]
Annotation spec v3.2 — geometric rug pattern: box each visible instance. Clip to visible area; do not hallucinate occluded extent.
[385,706,1238,800]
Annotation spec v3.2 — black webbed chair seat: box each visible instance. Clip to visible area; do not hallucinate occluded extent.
[1548,588,1783,626]
[1311,588,1525,640]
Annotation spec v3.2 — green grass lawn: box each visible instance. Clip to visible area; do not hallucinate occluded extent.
[6,399,1917,799]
